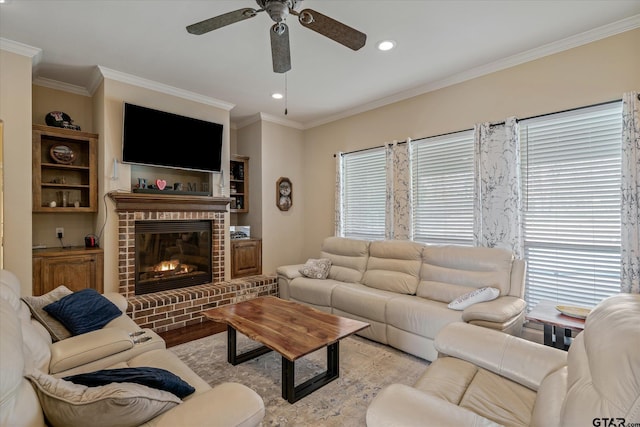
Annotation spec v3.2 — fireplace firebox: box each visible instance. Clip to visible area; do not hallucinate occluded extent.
[135,220,212,295]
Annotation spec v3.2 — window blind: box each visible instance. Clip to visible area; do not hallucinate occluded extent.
[411,131,475,245]
[342,148,386,240]
[520,102,622,309]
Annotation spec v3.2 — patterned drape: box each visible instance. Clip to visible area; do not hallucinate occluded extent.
[621,92,640,294]
[387,140,412,240]
[334,152,344,237]
[473,117,523,258]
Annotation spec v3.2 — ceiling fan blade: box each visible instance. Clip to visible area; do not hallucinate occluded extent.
[270,23,291,73]
[186,8,259,35]
[297,9,366,51]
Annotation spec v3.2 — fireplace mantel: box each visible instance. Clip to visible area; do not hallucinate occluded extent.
[109,191,232,212]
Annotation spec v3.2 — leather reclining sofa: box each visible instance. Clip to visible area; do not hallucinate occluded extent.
[0,269,265,427]
[367,293,640,426]
[277,237,527,361]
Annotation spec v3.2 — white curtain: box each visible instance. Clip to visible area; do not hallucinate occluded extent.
[334,152,344,237]
[621,92,640,294]
[473,117,523,258]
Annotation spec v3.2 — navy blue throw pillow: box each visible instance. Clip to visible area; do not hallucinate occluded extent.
[43,288,122,335]
[64,367,196,399]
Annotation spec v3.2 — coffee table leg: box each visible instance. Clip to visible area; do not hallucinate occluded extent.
[226,325,272,365]
[282,341,340,404]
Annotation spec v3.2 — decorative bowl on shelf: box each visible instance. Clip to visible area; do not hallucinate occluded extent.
[50,144,76,164]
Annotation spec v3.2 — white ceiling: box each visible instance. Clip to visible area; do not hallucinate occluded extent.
[1,1,639,129]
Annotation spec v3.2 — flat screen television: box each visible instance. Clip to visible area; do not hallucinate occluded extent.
[122,102,223,173]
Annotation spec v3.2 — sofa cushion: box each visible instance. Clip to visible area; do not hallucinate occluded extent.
[386,296,462,339]
[63,367,195,399]
[417,281,478,303]
[44,289,122,336]
[420,245,514,295]
[299,258,332,279]
[416,357,536,427]
[26,370,180,427]
[361,240,422,294]
[332,283,397,323]
[289,277,342,307]
[321,236,370,283]
[448,287,500,310]
[22,286,73,342]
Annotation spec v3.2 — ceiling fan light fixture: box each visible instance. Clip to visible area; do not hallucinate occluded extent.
[377,40,396,51]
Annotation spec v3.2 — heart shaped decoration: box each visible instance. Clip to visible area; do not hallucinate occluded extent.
[156,179,167,190]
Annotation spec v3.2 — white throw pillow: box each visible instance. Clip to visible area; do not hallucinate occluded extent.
[447,286,500,310]
[299,258,332,279]
[26,370,180,427]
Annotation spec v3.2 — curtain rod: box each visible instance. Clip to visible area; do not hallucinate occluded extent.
[334,98,623,158]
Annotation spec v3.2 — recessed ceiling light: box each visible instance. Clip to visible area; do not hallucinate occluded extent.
[272,93,283,99]
[377,40,396,51]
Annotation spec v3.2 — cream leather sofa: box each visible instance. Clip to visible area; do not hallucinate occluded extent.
[0,269,265,427]
[277,237,526,361]
[366,293,640,427]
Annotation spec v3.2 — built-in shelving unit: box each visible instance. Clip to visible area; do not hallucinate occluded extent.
[230,155,249,213]
[32,124,98,213]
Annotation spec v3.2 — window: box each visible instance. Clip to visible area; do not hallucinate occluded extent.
[411,131,475,245]
[520,102,622,309]
[341,147,386,240]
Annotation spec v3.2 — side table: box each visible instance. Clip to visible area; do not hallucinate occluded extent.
[525,300,588,350]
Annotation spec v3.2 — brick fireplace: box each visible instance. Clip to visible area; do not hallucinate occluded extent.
[109,192,278,333]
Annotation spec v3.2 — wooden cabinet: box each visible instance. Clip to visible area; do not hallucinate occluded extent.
[230,239,262,278]
[32,124,98,212]
[32,247,104,296]
[230,155,249,213]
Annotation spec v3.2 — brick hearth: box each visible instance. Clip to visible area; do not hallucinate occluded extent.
[109,192,278,333]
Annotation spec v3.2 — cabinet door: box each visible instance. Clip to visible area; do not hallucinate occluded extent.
[231,239,262,278]
[39,255,100,295]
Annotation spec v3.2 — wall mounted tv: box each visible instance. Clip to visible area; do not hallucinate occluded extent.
[122,102,223,173]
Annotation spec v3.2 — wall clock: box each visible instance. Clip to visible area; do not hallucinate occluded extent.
[276,177,292,211]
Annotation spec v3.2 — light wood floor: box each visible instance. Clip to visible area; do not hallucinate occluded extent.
[158,321,226,348]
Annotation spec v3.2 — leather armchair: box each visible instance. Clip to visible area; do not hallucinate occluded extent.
[366,293,640,427]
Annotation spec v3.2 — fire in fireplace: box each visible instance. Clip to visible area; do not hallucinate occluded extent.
[135,220,212,295]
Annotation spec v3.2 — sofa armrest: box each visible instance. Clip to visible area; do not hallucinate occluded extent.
[49,328,133,374]
[276,264,304,280]
[146,383,265,427]
[366,384,501,427]
[103,292,128,313]
[276,264,304,300]
[434,322,567,391]
[461,296,526,324]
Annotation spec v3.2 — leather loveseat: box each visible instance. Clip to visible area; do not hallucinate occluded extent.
[277,237,526,361]
[0,269,265,427]
[366,293,640,427]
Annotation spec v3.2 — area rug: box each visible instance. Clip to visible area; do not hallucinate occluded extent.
[170,331,429,426]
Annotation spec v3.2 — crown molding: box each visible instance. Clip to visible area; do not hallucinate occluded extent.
[305,14,640,129]
[0,37,42,63]
[97,66,235,111]
[32,76,92,97]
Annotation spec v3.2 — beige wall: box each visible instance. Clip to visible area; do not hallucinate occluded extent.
[98,78,231,292]
[260,121,304,274]
[3,28,639,293]
[300,28,640,261]
[0,49,34,293]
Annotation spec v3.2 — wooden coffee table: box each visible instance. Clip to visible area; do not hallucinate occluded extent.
[201,296,370,403]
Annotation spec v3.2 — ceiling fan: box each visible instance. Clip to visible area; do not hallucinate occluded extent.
[186,0,367,73]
